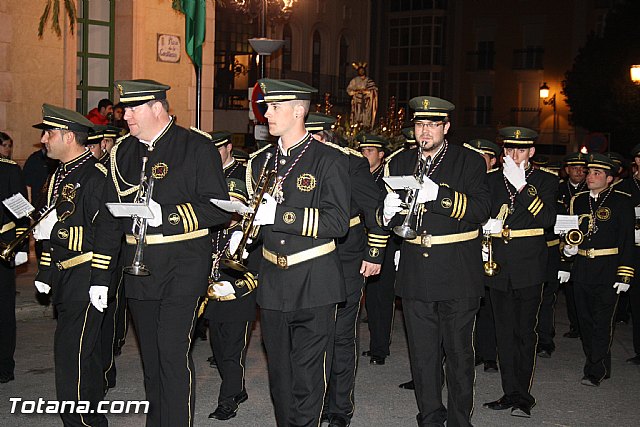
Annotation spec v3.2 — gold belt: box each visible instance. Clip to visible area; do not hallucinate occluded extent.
[406,230,479,247]
[546,239,560,247]
[125,229,208,245]
[56,252,93,270]
[0,221,16,234]
[263,241,336,269]
[491,228,544,239]
[349,216,361,227]
[577,247,618,258]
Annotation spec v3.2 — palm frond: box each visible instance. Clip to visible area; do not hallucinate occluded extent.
[38,0,52,38]
[52,0,61,37]
[64,0,77,35]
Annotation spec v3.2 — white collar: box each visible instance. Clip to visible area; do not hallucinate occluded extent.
[139,118,172,147]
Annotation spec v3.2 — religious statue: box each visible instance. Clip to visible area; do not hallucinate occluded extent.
[347,62,378,129]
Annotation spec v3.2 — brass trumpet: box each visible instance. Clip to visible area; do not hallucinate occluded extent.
[483,232,500,277]
[393,153,431,239]
[124,157,154,276]
[0,184,79,262]
[221,152,276,272]
[563,229,584,246]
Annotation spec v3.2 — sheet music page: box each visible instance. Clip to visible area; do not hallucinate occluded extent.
[2,193,34,219]
[382,176,421,190]
[106,203,154,219]
[554,215,579,234]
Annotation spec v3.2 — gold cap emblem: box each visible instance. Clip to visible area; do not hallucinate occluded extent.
[514,129,522,139]
[117,84,124,96]
[422,99,430,109]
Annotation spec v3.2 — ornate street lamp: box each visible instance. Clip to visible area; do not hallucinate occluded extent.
[540,82,558,147]
[631,65,640,83]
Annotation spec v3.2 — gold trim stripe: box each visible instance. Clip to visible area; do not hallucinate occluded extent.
[502,139,534,144]
[490,228,544,238]
[125,229,208,245]
[577,247,618,258]
[0,221,16,234]
[42,119,69,129]
[40,252,51,267]
[91,252,111,270]
[119,94,156,102]
[312,209,319,238]
[57,252,93,270]
[528,197,544,216]
[413,111,448,117]
[546,239,560,247]
[407,229,479,246]
[262,241,336,268]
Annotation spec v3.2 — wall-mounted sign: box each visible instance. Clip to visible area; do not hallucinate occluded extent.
[157,34,180,63]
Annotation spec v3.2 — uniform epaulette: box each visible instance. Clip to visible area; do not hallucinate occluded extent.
[614,189,632,197]
[249,143,272,159]
[0,158,17,165]
[487,167,501,174]
[115,133,129,145]
[189,126,212,141]
[574,190,589,197]
[347,147,363,158]
[559,179,565,184]
[386,147,406,162]
[321,140,349,156]
[538,166,558,176]
[95,163,108,176]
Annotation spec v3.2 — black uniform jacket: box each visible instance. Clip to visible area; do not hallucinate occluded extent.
[223,158,246,180]
[90,120,231,300]
[486,166,558,290]
[36,151,107,303]
[558,178,586,211]
[569,187,635,285]
[247,134,350,312]
[204,222,258,323]
[333,145,388,285]
[384,141,490,302]
[0,159,29,261]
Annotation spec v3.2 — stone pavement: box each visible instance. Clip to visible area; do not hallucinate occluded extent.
[1,257,640,426]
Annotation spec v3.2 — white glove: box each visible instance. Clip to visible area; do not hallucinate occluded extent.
[34,281,51,294]
[33,210,58,240]
[383,193,403,225]
[254,193,277,226]
[416,177,439,203]
[14,252,28,266]
[147,198,162,227]
[635,229,640,245]
[558,271,571,284]
[212,280,235,298]
[503,155,527,190]
[613,282,630,294]
[563,244,579,257]
[393,250,400,271]
[228,230,251,259]
[89,285,109,312]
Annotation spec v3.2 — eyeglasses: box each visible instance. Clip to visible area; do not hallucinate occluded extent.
[1,143,12,148]
[415,122,444,130]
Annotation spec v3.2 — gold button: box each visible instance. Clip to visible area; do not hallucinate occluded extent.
[280,240,286,245]
[279,159,287,165]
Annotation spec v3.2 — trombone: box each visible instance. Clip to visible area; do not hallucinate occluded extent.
[124,157,154,276]
[1,184,79,262]
[221,152,276,273]
[393,152,431,239]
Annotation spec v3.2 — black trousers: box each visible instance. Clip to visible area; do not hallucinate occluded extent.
[210,320,252,407]
[0,263,16,378]
[102,271,126,391]
[573,281,618,381]
[474,286,497,362]
[490,283,542,407]
[128,296,200,427]
[630,278,640,355]
[563,281,580,332]
[326,285,364,421]
[261,304,336,427]
[403,297,480,427]
[536,280,559,352]
[55,301,107,427]
[364,248,397,358]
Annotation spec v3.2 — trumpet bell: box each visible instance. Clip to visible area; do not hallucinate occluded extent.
[393,225,418,240]
[124,264,150,276]
[565,229,584,246]
[483,261,500,277]
[220,258,248,273]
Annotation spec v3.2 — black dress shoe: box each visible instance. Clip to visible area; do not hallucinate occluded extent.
[362,350,371,357]
[563,329,580,338]
[370,356,385,365]
[483,361,498,372]
[208,403,238,420]
[207,355,217,368]
[580,376,600,387]
[511,403,532,418]
[626,354,640,365]
[233,389,248,405]
[0,373,14,384]
[483,396,515,410]
[328,415,349,427]
[398,380,414,390]
[537,349,552,358]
